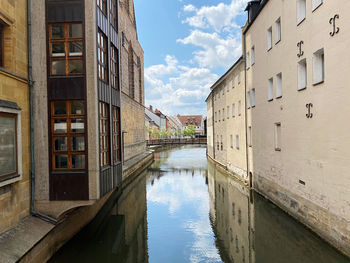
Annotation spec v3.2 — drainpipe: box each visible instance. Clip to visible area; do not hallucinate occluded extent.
[27,0,57,224]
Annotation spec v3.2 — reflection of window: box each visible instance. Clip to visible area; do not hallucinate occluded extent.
[111,45,119,89]
[112,107,121,163]
[0,113,17,181]
[97,0,107,14]
[110,0,118,29]
[98,31,108,82]
[100,102,110,168]
[49,23,83,76]
[51,101,85,170]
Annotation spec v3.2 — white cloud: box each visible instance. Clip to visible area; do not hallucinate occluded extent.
[177,30,242,68]
[182,0,248,32]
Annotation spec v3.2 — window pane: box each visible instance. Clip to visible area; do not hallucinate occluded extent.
[51,25,64,39]
[69,24,82,38]
[69,42,83,56]
[54,119,67,133]
[55,155,68,168]
[52,60,66,75]
[0,116,16,176]
[72,155,85,169]
[72,137,85,151]
[53,101,67,115]
[54,137,67,151]
[71,119,84,133]
[68,60,83,74]
[52,43,65,57]
[71,101,84,115]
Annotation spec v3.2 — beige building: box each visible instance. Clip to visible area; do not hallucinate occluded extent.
[207,0,350,256]
[0,0,30,234]
[119,0,146,161]
[206,57,247,182]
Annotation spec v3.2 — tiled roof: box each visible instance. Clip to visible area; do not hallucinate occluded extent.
[177,115,203,127]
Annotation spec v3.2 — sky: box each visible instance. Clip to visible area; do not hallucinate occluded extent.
[134,0,249,116]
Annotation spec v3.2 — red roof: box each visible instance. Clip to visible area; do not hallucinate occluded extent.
[177,115,203,127]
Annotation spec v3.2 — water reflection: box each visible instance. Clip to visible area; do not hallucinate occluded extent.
[49,145,350,263]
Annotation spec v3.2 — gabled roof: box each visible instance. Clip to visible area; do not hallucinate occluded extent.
[177,115,203,127]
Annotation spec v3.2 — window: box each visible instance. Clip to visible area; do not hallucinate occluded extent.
[112,107,121,163]
[275,18,281,44]
[230,135,233,148]
[238,71,241,84]
[251,89,256,107]
[238,101,241,116]
[298,58,307,90]
[222,108,225,121]
[51,101,85,170]
[97,0,107,14]
[217,135,219,150]
[246,52,250,69]
[215,112,217,122]
[248,126,252,147]
[313,48,324,85]
[220,135,223,150]
[232,77,235,89]
[267,27,272,50]
[100,102,110,167]
[110,0,118,29]
[236,135,239,149]
[227,106,230,119]
[268,77,273,101]
[232,103,235,117]
[247,91,251,109]
[111,45,119,89]
[251,46,255,65]
[49,23,83,76]
[218,110,221,122]
[98,31,108,82]
[0,107,22,183]
[276,73,282,98]
[297,0,306,24]
[274,122,281,151]
[312,0,323,11]
[227,84,229,92]
[222,88,225,96]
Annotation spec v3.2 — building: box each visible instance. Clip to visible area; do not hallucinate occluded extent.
[0,0,31,234]
[30,0,122,211]
[119,0,146,162]
[145,105,166,130]
[206,57,247,181]
[244,0,350,256]
[176,114,204,136]
[166,116,183,135]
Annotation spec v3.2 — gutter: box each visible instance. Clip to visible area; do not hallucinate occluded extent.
[27,0,58,224]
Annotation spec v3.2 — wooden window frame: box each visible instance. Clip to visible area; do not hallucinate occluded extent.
[111,44,119,89]
[109,0,118,29]
[100,102,110,168]
[98,31,108,83]
[0,112,18,181]
[51,101,86,171]
[97,0,107,15]
[112,106,121,163]
[49,23,84,76]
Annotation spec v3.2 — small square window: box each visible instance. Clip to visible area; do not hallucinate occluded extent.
[276,73,282,98]
[238,101,242,116]
[313,48,324,85]
[298,58,307,90]
[297,0,306,24]
[268,77,273,101]
[312,0,323,11]
[274,122,281,151]
[275,18,281,44]
[236,135,239,149]
[267,27,272,50]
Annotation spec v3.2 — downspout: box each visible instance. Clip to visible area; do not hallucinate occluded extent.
[28,0,58,224]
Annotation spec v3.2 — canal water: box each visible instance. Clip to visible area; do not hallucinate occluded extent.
[49,145,350,263]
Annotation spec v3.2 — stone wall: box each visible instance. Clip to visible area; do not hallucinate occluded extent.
[0,0,31,234]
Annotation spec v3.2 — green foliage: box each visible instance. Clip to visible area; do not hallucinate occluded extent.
[183,125,196,137]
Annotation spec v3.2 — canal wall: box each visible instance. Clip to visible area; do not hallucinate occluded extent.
[254,175,350,258]
[0,151,154,263]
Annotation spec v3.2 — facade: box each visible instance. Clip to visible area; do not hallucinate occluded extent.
[30,0,122,211]
[145,106,166,130]
[206,0,350,256]
[119,0,146,161]
[0,0,30,234]
[206,58,247,181]
[176,114,204,136]
[166,116,182,135]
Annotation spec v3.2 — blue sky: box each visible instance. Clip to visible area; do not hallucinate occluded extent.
[134,0,248,116]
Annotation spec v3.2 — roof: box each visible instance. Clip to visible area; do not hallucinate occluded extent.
[177,115,203,127]
[243,0,270,34]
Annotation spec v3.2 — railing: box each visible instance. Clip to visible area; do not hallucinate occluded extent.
[146,138,207,146]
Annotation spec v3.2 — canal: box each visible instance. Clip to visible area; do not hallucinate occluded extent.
[49,145,350,263]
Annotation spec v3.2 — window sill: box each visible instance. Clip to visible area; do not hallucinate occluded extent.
[313,80,324,86]
[275,148,281,152]
[252,105,255,108]
[249,145,252,148]
[297,18,306,26]
[251,63,255,66]
[298,87,307,92]
[312,2,323,13]
[268,98,273,102]
[276,96,282,99]
[275,39,281,45]
[267,47,272,52]
[0,174,21,188]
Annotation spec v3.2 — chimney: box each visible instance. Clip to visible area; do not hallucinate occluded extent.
[149,105,153,111]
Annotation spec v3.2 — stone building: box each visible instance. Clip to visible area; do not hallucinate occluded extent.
[0,0,31,235]
[30,0,122,211]
[206,0,350,256]
[206,58,247,182]
[119,0,146,161]
[176,114,204,136]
